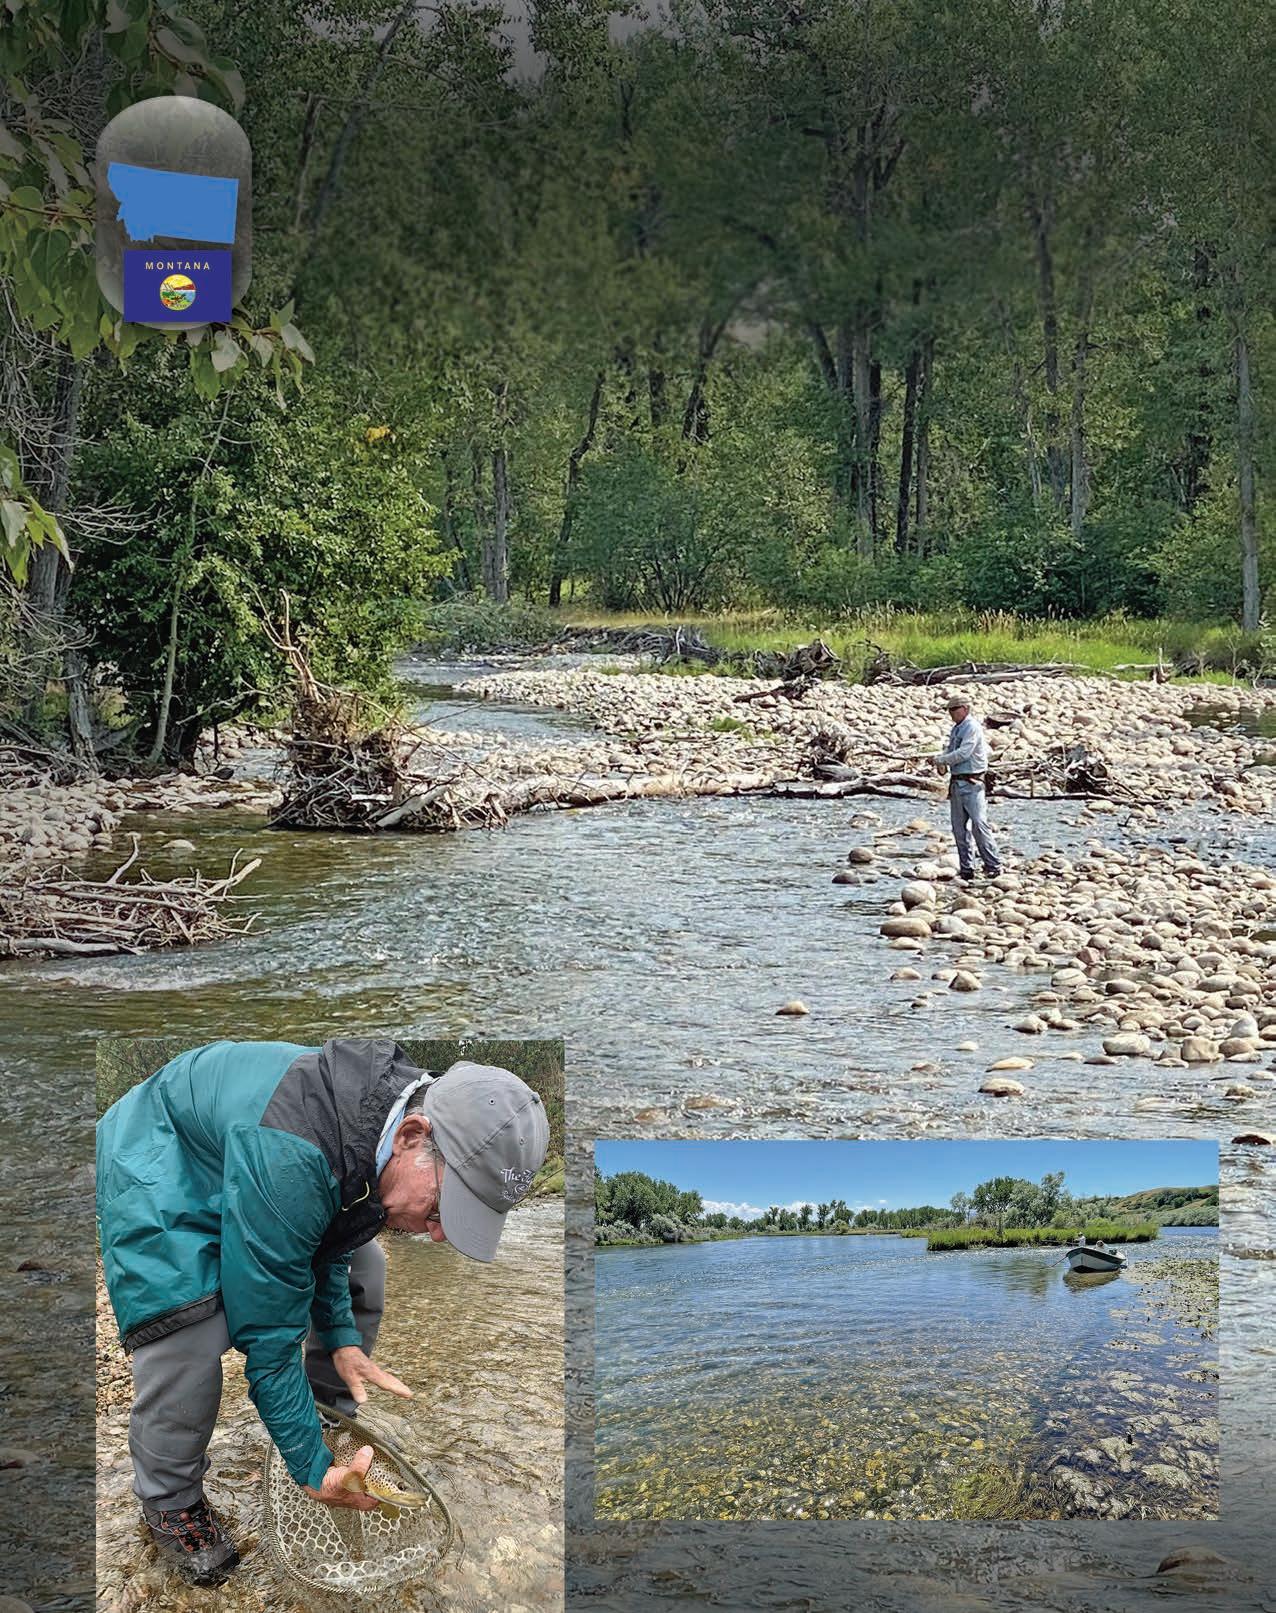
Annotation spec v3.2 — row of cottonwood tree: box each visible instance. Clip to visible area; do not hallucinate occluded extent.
[595,1169,1218,1239]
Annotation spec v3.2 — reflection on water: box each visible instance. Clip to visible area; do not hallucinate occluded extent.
[594,1230,1217,1522]
[1061,1267,1121,1293]
[1185,702,1276,740]
[96,1206,563,1612]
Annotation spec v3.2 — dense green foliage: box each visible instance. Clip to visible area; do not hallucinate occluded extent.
[73,368,447,754]
[6,0,1272,755]
[1101,1185,1220,1225]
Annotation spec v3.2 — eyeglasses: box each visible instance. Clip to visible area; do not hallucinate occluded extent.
[423,1141,444,1237]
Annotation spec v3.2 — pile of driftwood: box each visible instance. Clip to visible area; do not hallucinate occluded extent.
[268,598,518,831]
[549,623,721,665]
[0,837,260,959]
[1,739,85,789]
[996,743,1130,800]
[733,638,842,703]
[551,625,845,683]
[863,646,1079,687]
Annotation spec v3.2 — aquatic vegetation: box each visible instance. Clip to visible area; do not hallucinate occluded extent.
[925,1222,1158,1251]
[948,1461,1049,1520]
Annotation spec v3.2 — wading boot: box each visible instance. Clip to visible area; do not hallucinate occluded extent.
[142,1497,240,1585]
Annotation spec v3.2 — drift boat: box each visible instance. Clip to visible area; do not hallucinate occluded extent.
[1065,1243,1127,1273]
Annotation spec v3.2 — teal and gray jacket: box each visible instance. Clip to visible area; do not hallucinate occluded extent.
[97,1037,426,1489]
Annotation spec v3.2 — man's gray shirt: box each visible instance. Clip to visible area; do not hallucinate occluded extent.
[937,713,990,777]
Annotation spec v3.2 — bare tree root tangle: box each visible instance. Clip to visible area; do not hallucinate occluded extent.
[0,835,260,958]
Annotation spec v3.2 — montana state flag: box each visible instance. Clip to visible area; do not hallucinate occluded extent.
[123,249,232,324]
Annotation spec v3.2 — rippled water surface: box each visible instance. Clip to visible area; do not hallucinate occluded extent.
[594,1228,1217,1521]
[5,790,1273,1144]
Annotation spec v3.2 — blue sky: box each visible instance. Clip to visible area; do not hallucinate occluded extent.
[593,1140,1218,1221]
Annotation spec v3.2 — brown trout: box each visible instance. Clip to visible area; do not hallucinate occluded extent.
[327,1428,434,1515]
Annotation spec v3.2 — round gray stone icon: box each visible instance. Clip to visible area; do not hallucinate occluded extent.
[96,96,251,330]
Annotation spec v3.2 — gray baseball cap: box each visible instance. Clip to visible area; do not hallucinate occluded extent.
[421,1061,550,1261]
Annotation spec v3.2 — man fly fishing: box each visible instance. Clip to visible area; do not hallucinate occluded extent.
[928,693,1003,881]
[97,1038,549,1585]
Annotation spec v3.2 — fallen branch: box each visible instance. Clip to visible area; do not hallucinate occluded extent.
[0,837,260,961]
[866,657,1080,687]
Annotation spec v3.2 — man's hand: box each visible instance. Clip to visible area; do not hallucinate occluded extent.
[304,1444,380,1511]
[330,1345,413,1405]
[930,754,947,773]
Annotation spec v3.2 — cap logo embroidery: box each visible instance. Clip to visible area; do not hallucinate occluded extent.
[501,1165,535,1202]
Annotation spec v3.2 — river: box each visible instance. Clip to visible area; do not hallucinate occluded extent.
[0,664,1272,1610]
[594,1227,1218,1522]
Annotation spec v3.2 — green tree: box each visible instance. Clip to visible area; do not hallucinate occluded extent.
[972,1176,1019,1236]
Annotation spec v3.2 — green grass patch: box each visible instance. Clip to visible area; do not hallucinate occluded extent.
[926,1220,1158,1252]
[532,1153,564,1196]
[553,606,1271,683]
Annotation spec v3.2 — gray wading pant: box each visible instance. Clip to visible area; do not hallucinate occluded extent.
[127,1238,386,1511]
[949,775,1001,874]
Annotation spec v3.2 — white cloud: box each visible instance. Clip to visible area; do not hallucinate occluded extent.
[704,1198,843,1220]
[702,1199,766,1220]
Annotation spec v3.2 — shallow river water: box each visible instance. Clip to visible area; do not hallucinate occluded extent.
[94,1207,563,1613]
[594,1228,1218,1522]
[1,666,1273,1611]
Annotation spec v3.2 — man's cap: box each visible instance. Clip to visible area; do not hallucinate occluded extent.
[421,1061,550,1262]
[946,692,969,711]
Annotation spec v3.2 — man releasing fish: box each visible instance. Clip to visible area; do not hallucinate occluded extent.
[97,1038,549,1585]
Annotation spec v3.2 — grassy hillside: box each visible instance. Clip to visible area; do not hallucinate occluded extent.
[1107,1186,1219,1226]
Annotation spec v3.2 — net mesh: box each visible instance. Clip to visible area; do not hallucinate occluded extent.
[262,1404,455,1595]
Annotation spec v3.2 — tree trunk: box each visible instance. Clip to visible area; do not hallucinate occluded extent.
[439,449,472,592]
[806,320,856,524]
[681,314,729,448]
[914,333,933,546]
[472,443,491,593]
[300,0,416,266]
[648,356,668,431]
[1069,267,1095,542]
[1179,245,1213,512]
[292,93,324,232]
[550,369,604,607]
[851,316,874,553]
[1236,326,1260,631]
[1029,193,1068,507]
[64,647,95,766]
[997,299,1042,507]
[147,566,184,764]
[22,353,85,730]
[488,444,511,604]
[897,343,921,554]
